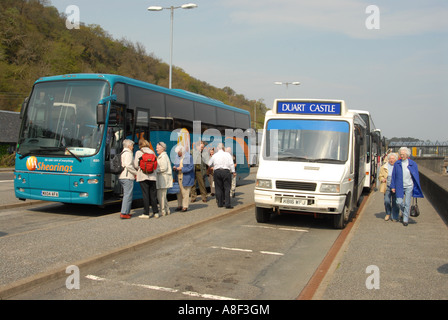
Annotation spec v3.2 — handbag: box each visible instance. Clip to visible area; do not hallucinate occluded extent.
[168,181,180,194]
[410,198,420,217]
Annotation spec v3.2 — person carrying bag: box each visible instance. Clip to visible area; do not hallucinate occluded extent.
[134,139,159,219]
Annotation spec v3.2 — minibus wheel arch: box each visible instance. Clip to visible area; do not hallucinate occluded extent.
[333,194,351,229]
[255,206,271,223]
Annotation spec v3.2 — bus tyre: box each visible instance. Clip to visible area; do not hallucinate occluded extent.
[333,204,349,229]
[255,207,271,223]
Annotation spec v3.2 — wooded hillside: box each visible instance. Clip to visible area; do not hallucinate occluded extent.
[0,0,266,127]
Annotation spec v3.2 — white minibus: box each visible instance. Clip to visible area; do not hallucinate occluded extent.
[254,99,366,228]
[349,109,380,192]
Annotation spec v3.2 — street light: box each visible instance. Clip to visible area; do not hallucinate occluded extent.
[148,3,198,89]
[274,81,301,89]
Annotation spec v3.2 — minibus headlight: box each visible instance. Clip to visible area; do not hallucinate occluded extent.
[256,179,272,189]
[320,183,340,193]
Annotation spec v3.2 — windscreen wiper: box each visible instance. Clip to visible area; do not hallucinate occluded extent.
[18,149,45,159]
[278,156,311,162]
[64,148,82,162]
[40,146,82,162]
[310,158,344,163]
[19,147,82,162]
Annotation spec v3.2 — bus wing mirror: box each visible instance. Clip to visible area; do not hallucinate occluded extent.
[96,104,106,125]
[20,97,28,119]
[96,94,117,124]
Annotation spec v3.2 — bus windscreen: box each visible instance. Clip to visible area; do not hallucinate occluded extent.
[17,80,110,157]
[264,119,349,163]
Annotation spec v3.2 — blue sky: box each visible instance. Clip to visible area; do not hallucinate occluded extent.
[50,0,448,141]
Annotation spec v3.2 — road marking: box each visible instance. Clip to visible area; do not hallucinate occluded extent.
[210,246,284,256]
[85,275,106,281]
[182,291,237,300]
[211,246,252,253]
[133,283,179,293]
[85,274,237,300]
[242,224,309,232]
[260,251,284,256]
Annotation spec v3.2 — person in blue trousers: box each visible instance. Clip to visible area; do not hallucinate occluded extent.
[379,152,400,221]
[119,139,138,219]
[390,147,424,226]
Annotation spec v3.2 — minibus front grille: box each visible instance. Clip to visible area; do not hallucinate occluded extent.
[276,181,317,191]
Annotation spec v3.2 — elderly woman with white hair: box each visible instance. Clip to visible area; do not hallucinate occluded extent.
[155,142,173,216]
[379,152,399,221]
[119,139,138,219]
[172,145,195,212]
[390,147,424,226]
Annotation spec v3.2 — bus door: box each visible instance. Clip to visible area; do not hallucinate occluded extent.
[105,102,125,196]
[353,123,365,206]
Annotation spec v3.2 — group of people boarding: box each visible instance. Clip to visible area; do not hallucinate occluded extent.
[118,139,237,219]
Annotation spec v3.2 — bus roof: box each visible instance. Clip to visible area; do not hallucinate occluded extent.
[349,109,376,131]
[349,109,370,115]
[272,99,348,117]
[35,73,250,116]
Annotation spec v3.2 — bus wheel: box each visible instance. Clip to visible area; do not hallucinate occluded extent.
[255,207,271,223]
[333,205,349,229]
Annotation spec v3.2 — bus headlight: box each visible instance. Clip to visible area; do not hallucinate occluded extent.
[256,179,272,189]
[320,183,340,193]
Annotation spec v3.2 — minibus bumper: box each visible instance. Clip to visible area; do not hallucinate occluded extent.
[254,189,346,214]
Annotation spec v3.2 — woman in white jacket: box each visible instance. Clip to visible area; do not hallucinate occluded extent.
[155,142,173,216]
[134,139,159,219]
[119,139,138,219]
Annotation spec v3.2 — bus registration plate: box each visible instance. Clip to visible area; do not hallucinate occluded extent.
[42,191,59,197]
[282,198,307,206]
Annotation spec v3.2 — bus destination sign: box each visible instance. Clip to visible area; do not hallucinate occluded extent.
[277,101,342,115]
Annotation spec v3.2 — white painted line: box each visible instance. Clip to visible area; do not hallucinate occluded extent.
[133,283,179,293]
[210,246,284,256]
[242,224,309,232]
[86,274,236,300]
[211,246,252,253]
[182,291,237,300]
[279,227,309,232]
[260,251,284,256]
[85,275,106,281]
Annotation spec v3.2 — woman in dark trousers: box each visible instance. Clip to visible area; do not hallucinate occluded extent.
[134,139,159,218]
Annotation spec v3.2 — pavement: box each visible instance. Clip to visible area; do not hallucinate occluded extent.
[316,188,448,300]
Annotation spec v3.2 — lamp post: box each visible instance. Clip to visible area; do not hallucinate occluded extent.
[274,81,301,89]
[148,3,198,89]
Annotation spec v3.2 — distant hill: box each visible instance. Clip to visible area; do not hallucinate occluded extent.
[0,0,266,128]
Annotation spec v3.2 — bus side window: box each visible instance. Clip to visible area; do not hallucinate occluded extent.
[126,109,134,139]
[135,108,150,144]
